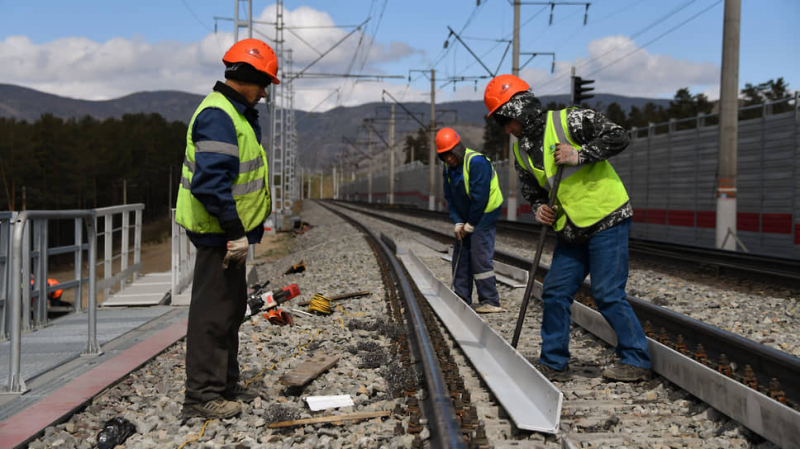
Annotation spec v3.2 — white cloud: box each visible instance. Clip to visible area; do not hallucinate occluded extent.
[0,4,418,106]
[0,22,723,111]
[515,35,720,100]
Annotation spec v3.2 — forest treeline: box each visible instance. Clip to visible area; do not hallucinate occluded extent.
[0,113,187,221]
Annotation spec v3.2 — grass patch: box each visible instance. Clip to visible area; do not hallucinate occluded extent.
[253,232,295,263]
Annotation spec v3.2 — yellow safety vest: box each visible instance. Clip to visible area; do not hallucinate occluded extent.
[460,148,503,213]
[176,92,271,234]
[513,109,628,231]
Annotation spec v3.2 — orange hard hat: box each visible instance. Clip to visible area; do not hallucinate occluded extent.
[435,128,461,153]
[223,38,281,85]
[47,278,63,299]
[483,74,530,116]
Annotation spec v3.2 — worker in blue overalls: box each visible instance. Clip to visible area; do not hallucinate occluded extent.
[437,127,505,313]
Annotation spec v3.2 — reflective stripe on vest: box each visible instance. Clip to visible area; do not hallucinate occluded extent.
[462,148,503,213]
[512,109,628,230]
[175,91,271,234]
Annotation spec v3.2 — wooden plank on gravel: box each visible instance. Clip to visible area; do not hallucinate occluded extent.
[268,410,391,428]
[279,353,340,386]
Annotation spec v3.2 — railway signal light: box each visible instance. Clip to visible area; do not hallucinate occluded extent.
[571,75,595,105]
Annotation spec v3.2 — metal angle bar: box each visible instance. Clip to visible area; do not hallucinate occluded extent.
[399,248,562,433]
[567,294,800,449]
[413,235,449,253]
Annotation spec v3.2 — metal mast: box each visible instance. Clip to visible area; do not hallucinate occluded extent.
[284,49,297,211]
[716,0,741,250]
[233,0,253,42]
[270,0,286,229]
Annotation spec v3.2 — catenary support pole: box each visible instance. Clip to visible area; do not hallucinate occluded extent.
[507,0,521,222]
[716,0,740,250]
[368,127,373,204]
[389,104,396,205]
[429,69,436,211]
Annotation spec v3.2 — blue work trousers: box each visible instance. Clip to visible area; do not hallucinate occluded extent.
[539,218,651,370]
[452,226,500,307]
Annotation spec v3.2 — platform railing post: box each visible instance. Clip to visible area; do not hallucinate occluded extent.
[7,212,29,393]
[83,214,101,355]
[74,217,83,312]
[21,222,31,332]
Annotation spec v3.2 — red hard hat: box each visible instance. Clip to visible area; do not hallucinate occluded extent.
[435,128,461,153]
[223,38,281,85]
[483,74,530,117]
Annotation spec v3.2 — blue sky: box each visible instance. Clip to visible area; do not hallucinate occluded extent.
[0,0,797,112]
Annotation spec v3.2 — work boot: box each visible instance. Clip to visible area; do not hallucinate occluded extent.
[602,364,651,382]
[475,303,505,313]
[224,384,260,402]
[536,363,571,382]
[182,398,241,419]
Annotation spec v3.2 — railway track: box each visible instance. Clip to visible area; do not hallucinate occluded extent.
[328,201,800,449]
[18,200,798,448]
[345,202,800,289]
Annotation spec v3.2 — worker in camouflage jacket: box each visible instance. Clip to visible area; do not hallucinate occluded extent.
[483,74,652,383]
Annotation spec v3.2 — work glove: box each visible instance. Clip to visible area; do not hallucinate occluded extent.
[222,236,249,269]
[553,143,581,166]
[462,223,475,237]
[454,223,464,241]
[535,204,557,226]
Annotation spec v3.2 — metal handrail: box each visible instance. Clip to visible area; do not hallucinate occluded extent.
[94,204,144,301]
[5,210,99,393]
[170,209,195,299]
[0,212,17,337]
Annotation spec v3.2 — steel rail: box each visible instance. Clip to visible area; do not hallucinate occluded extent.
[318,202,466,449]
[344,203,800,287]
[331,201,800,406]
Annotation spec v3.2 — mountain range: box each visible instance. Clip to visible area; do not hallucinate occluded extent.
[0,83,671,169]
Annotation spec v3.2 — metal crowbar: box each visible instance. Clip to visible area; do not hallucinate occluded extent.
[511,164,564,348]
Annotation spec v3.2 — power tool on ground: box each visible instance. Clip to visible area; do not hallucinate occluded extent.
[244,281,301,322]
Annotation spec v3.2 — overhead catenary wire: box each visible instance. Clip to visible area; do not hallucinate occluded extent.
[533,0,714,94]
[584,0,723,78]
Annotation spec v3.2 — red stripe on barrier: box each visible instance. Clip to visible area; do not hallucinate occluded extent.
[646,209,666,224]
[668,210,694,227]
[761,214,792,234]
[697,211,715,228]
[737,212,759,232]
[795,224,800,244]
[632,208,646,223]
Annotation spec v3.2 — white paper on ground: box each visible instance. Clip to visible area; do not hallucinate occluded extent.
[304,395,354,411]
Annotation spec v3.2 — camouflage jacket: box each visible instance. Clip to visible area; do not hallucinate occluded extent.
[496,92,632,244]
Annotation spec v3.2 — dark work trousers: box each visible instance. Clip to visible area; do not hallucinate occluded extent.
[451,226,500,306]
[184,245,247,405]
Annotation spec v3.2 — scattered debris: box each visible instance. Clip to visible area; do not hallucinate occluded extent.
[304,395,355,411]
[96,417,136,449]
[268,410,391,428]
[329,291,371,301]
[285,261,306,274]
[280,354,340,387]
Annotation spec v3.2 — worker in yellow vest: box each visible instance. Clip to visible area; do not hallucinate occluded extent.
[437,128,505,314]
[484,74,651,382]
[175,38,276,419]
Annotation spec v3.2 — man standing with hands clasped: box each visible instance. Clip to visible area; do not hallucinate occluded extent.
[483,74,652,382]
[437,127,505,314]
[176,38,278,419]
